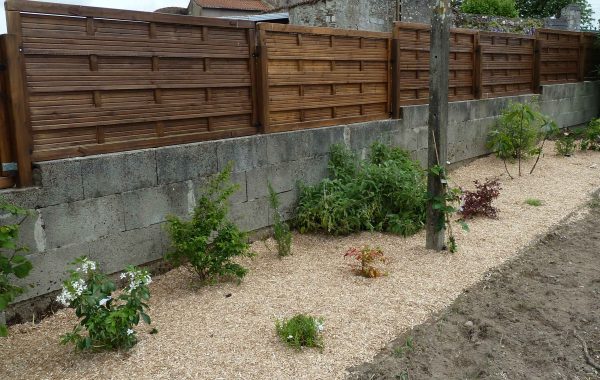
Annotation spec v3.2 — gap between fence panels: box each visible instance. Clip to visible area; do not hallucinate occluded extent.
[0,0,597,189]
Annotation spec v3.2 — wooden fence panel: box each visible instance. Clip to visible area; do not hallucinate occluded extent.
[479,32,535,98]
[0,35,15,188]
[537,28,581,84]
[257,23,391,133]
[7,0,258,161]
[393,22,476,106]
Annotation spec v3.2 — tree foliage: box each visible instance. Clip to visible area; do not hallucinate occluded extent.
[515,0,594,29]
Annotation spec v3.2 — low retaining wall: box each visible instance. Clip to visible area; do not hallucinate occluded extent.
[3,81,599,319]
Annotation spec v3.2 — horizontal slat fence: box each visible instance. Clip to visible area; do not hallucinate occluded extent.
[1,0,599,188]
[536,28,582,84]
[392,22,477,106]
[7,0,259,162]
[256,23,391,133]
[479,32,535,98]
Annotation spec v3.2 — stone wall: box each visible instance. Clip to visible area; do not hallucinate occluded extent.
[3,81,600,320]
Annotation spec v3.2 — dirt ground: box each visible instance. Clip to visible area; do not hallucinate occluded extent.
[348,195,600,380]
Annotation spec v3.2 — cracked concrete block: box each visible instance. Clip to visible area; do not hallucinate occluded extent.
[217,135,268,172]
[246,162,295,201]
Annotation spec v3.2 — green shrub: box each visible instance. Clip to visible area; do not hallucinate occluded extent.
[268,183,292,257]
[275,314,324,350]
[525,198,543,206]
[166,163,254,283]
[555,131,576,156]
[295,143,426,236]
[0,198,32,337]
[461,0,519,17]
[487,101,557,177]
[59,257,152,351]
[580,118,600,151]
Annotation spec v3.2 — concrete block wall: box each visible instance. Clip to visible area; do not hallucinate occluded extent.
[3,81,599,317]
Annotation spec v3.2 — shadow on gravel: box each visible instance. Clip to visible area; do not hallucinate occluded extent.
[348,195,600,380]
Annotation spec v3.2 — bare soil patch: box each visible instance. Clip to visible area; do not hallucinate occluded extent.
[348,195,600,379]
[1,149,600,380]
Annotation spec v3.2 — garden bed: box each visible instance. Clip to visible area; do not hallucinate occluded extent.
[1,148,600,380]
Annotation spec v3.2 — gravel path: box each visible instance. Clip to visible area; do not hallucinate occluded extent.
[1,148,600,380]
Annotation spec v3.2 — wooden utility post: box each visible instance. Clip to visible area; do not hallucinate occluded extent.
[426,0,450,251]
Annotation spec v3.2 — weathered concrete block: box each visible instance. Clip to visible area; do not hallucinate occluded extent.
[122,181,190,230]
[272,189,299,223]
[193,170,247,205]
[346,120,398,150]
[42,195,125,249]
[416,126,429,151]
[5,209,46,254]
[81,150,157,198]
[15,243,91,301]
[87,223,168,275]
[401,104,429,126]
[228,197,270,232]
[449,100,471,123]
[217,135,268,172]
[389,122,419,153]
[246,162,295,201]
[305,126,346,156]
[293,155,330,186]
[156,141,217,184]
[266,131,311,164]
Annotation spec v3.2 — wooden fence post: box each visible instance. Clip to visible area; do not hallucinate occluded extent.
[391,38,401,119]
[256,27,271,134]
[532,35,541,93]
[578,33,586,82]
[426,0,450,251]
[473,32,482,99]
[5,11,32,187]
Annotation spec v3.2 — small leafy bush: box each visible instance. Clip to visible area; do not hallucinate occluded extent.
[295,143,426,236]
[555,131,576,156]
[487,101,557,177]
[525,198,543,207]
[0,198,32,337]
[344,246,387,278]
[275,314,324,350]
[268,183,292,258]
[461,0,518,17]
[58,257,152,351]
[166,163,254,283]
[580,118,600,151]
[459,179,502,219]
[393,336,415,358]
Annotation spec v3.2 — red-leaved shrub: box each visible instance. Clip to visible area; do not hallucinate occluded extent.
[459,179,501,219]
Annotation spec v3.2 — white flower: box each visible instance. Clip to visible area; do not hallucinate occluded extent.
[98,296,112,307]
[287,335,294,340]
[124,269,152,292]
[76,259,97,274]
[56,289,74,307]
[126,329,134,336]
[315,321,324,332]
[71,279,87,296]
[120,273,127,279]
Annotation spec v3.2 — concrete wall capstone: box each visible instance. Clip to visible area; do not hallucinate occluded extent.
[3,81,600,320]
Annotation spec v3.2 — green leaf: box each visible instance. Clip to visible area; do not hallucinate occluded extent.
[0,324,8,337]
[141,312,151,325]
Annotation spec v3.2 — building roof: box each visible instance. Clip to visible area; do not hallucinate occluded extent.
[218,12,288,22]
[155,7,188,15]
[193,0,272,11]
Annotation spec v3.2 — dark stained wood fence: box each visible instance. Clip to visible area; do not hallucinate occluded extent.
[479,32,535,98]
[392,22,477,106]
[536,28,582,84]
[0,1,599,189]
[256,23,391,133]
[6,0,258,163]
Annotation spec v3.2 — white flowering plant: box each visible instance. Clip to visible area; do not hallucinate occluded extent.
[59,257,152,351]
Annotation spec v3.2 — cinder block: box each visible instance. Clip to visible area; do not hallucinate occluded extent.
[228,197,270,232]
[390,122,418,152]
[449,101,471,123]
[217,135,268,173]
[347,120,398,150]
[305,126,346,156]
[273,189,299,222]
[156,141,218,184]
[121,181,190,230]
[87,223,168,275]
[14,243,91,301]
[42,195,125,249]
[81,150,157,198]
[246,162,295,201]
[416,126,429,151]
[266,131,312,164]
[293,155,329,186]
[401,104,429,126]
